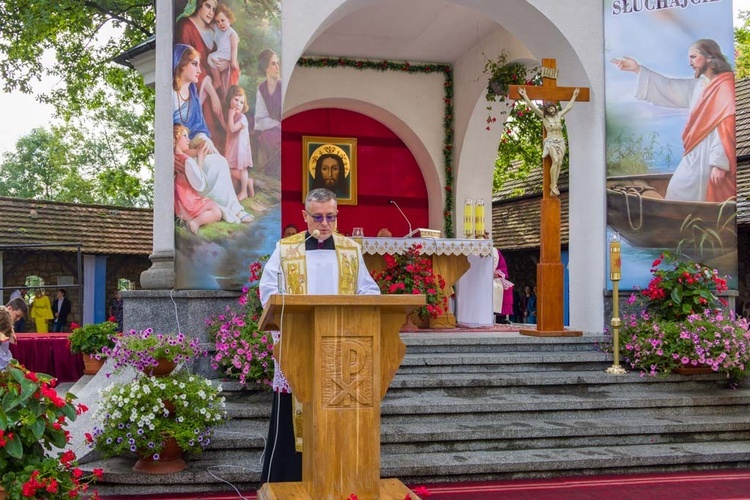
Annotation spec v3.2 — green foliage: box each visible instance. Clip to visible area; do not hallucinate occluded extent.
[68,321,118,355]
[736,10,750,78]
[0,363,98,498]
[93,371,227,458]
[101,329,202,374]
[644,251,728,321]
[617,254,749,384]
[0,1,156,206]
[619,310,750,383]
[483,53,566,195]
[206,258,274,388]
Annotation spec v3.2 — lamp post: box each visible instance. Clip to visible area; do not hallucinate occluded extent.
[606,232,627,375]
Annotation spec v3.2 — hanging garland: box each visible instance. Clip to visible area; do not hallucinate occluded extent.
[297,57,455,238]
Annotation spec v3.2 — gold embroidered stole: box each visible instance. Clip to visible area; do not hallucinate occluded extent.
[278,232,360,451]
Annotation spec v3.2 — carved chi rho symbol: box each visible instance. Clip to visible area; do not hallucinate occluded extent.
[324,338,372,408]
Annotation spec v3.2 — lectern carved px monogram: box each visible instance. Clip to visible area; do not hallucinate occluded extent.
[257,294,425,500]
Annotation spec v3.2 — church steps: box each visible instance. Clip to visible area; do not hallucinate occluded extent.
[83,332,750,496]
[380,390,750,421]
[379,415,750,453]
[399,351,613,374]
[389,370,730,393]
[400,332,608,354]
[381,441,750,483]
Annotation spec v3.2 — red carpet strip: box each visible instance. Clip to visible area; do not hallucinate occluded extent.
[99,469,750,499]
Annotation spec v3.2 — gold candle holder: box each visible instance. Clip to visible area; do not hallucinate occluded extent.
[474,199,485,238]
[464,198,474,238]
[606,232,627,375]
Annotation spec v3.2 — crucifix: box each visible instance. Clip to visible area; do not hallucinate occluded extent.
[508,58,590,337]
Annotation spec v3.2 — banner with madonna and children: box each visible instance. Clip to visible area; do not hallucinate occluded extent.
[172,0,281,289]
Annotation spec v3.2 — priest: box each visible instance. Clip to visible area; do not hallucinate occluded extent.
[258,187,380,482]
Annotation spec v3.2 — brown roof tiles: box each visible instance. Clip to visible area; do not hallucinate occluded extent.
[0,197,152,255]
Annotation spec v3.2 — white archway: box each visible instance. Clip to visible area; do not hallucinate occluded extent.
[282,0,606,332]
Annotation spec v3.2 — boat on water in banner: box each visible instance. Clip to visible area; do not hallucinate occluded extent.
[606,173,737,253]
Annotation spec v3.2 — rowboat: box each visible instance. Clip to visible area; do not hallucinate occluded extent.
[606,173,737,250]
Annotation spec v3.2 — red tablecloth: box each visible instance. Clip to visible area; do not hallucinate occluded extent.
[9,333,84,382]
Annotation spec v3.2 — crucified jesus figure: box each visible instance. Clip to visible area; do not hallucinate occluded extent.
[518,87,580,197]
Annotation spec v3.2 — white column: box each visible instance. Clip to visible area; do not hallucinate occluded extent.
[141,0,175,290]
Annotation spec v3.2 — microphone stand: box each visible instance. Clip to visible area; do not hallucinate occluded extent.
[389,200,413,238]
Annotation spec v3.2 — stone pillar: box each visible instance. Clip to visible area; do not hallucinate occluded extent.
[141,0,175,290]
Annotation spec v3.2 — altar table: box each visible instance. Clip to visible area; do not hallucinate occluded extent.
[361,237,494,328]
[9,333,84,382]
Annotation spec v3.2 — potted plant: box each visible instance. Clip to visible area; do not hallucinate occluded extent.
[91,370,227,473]
[68,320,119,374]
[370,243,448,328]
[482,50,539,130]
[101,328,203,377]
[0,362,102,498]
[205,258,275,388]
[618,251,750,386]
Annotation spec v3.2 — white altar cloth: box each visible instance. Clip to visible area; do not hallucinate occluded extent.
[361,237,494,327]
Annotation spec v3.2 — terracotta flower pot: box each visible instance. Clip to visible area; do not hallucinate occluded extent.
[82,353,105,375]
[141,359,177,377]
[133,436,187,474]
[673,365,714,375]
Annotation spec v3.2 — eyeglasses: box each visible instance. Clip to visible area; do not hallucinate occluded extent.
[308,214,337,223]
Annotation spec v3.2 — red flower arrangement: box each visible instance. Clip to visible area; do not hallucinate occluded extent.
[0,362,101,498]
[371,243,448,320]
[644,251,728,321]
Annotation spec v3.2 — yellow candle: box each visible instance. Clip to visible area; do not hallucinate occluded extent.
[610,240,621,281]
[474,199,485,237]
[464,199,474,238]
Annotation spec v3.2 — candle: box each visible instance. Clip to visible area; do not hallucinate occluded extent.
[610,232,621,281]
[464,199,474,238]
[474,199,485,237]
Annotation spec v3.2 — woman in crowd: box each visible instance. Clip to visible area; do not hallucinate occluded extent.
[30,289,53,333]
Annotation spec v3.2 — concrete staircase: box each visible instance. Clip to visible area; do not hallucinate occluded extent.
[82,331,750,496]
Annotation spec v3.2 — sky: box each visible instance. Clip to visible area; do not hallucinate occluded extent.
[0,1,748,156]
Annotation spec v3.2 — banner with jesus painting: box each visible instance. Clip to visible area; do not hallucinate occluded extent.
[172,0,281,289]
[604,0,737,290]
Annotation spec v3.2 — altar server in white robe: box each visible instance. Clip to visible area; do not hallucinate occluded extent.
[258,187,379,483]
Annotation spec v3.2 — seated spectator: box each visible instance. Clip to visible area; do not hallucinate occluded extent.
[0,305,15,370]
[376,227,393,237]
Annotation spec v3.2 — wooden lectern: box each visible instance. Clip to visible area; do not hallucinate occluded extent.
[257,294,425,500]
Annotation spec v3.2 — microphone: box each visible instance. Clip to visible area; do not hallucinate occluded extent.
[278,229,321,294]
[389,200,413,238]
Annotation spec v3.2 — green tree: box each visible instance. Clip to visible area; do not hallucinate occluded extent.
[0,1,156,205]
[0,128,73,199]
[0,124,151,206]
[736,10,750,78]
[0,1,281,207]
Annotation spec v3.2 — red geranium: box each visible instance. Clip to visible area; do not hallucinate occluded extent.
[371,243,448,320]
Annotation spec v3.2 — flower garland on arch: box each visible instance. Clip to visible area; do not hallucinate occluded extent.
[296,57,456,237]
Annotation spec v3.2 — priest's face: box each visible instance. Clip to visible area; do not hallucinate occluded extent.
[303,199,338,241]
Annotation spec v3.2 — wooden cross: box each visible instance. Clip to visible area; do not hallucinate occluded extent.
[507,59,590,337]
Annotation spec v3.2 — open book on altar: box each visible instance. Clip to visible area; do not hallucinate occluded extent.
[405,228,441,238]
